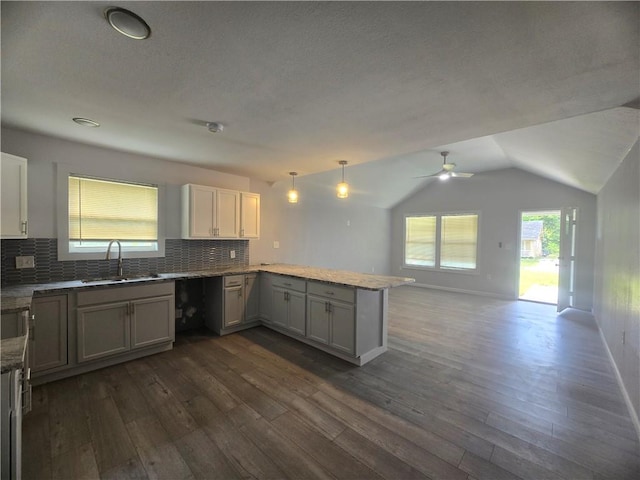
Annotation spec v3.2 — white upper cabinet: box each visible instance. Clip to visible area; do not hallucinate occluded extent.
[187,184,216,238]
[240,192,260,239]
[1,152,28,238]
[182,184,257,240]
[216,188,240,238]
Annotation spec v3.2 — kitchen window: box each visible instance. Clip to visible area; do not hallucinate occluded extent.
[57,166,165,260]
[404,213,478,271]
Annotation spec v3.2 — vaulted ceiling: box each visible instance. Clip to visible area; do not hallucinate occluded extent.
[2,1,638,207]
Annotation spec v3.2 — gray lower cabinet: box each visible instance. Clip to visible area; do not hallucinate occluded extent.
[306,295,330,344]
[1,369,22,480]
[31,294,68,373]
[77,301,130,362]
[328,301,355,354]
[271,276,306,336]
[223,276,244,328]
[306,282,355,355]
[205,274,261,335]
[131,296,174,348]
[259,273,273,323]
[245,274,259,322]
[76,282,175,364]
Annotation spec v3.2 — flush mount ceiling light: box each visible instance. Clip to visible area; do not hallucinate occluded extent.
[105,7,151,40]
[72,117,100,127]
[287,172,299,204]
[336,160,349,199]
[206,122,224,133]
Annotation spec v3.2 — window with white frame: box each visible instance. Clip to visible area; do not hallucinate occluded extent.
[67,174,159,255]
[404,213,478,270]
[405,215,437,267]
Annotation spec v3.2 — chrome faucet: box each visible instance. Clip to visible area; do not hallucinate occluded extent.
[105,240,123,277]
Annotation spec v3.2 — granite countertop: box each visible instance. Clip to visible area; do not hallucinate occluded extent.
[260,264,414,290]
[1,334,28,373]
[1,264,414,314]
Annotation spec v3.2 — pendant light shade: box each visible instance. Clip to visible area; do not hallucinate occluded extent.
[337,160,349,199]
[287,172,298,203]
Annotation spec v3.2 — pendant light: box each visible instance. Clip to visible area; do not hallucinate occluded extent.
[287,172,299,203]
[336,160,349,199]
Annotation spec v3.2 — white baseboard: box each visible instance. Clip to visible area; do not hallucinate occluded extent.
[409,282,513,301]
[595,318,640,442]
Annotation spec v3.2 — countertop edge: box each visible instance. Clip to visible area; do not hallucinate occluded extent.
[1,264,415,314]
[0,334,28,373]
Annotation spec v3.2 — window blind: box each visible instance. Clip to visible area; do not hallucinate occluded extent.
[405,216,436,266]
[440,214,478,269]
[69,176,158,242]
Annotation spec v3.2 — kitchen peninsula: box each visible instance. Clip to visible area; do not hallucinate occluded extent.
[1,265,414,384]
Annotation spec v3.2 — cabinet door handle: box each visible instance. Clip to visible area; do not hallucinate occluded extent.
[325,291,335,296]
[21,221,28,235]
[284,282,292,287]
[131,303,135,315]
[29,325,35,341]
[240,228,244,237]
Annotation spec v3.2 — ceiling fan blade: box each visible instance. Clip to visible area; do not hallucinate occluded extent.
[413,152,473,180]
[413,169,445,179]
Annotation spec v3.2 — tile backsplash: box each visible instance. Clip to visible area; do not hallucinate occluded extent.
[1,238,249,286]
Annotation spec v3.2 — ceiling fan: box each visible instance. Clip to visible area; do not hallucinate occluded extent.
[416,151,474,180]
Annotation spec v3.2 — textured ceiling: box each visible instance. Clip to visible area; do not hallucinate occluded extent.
[1,1,638,202]
[282,107,640,208]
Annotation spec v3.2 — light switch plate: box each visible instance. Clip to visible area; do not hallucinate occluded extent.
[15,255,35,269]
[230,250,236,259]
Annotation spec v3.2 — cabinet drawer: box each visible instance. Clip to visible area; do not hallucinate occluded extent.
[224,275,244,287]
[271,275,306,292]
[307,281,354,304]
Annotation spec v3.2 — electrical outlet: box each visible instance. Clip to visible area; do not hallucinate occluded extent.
[230,250,236,259]
[273,241,280,249]
[15,256,35,269]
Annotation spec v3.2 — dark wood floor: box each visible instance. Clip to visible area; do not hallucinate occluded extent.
[23,286,640,479]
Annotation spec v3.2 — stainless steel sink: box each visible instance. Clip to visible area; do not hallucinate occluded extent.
[81,273,161,283]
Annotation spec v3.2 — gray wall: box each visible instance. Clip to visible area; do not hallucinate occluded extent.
[391,168,597,310]
[593,139,640,426]
[249,178,391,274]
